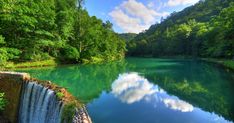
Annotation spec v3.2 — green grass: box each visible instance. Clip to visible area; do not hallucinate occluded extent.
[4,59,58,69]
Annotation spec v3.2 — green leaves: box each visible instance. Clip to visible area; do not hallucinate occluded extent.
[61,45,80,61]
[128,0,233,59]
[0,0,126,64]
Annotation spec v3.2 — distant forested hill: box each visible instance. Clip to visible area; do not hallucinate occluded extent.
[128,0,234,58]
[119,33,137,42]
[0,0,126,66]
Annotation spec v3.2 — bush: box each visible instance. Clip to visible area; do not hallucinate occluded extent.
[0,48,21,66]
[22,52,52,61]
[61,45,80,61]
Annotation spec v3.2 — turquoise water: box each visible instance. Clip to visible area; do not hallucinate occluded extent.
[18,58,234,123]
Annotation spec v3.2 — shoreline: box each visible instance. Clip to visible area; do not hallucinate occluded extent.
[0,57,125,70]
[1,57,233,72]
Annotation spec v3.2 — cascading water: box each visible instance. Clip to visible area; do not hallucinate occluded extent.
[18,81,63,123]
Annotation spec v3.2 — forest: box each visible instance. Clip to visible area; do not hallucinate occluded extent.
[127,0,234,59]
[0,0,126,67]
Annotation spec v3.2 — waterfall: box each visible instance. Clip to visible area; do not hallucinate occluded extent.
[18,81,63,123]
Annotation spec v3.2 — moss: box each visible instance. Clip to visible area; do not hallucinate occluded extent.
[61,103,76,123]
[56,92,64,100]
[0,93,7,111]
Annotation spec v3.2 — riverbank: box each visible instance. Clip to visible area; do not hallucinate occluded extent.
[0,60,58,70]
[0,56,124,70]
[1,57,233,72]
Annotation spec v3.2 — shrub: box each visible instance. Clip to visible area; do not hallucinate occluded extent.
[61,45,80,61]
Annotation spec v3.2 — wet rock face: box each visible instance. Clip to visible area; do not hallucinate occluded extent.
[73,107,92,123]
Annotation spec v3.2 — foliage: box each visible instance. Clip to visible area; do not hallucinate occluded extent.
[0,0,126,65]
[119,33,137,42]
[128,0,234,59]
[61,103,76,123]
[0,93,7,111]
[0,35,21,66]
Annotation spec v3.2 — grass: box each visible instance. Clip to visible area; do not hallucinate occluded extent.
[2,59,58,69]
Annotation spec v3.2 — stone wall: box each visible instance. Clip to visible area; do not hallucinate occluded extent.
[0,72,30,123]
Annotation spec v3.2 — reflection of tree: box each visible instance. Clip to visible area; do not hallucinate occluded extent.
[124,59,234,121]
[18,58,234,121]
[18,60,127,104]
[147,76,234,122]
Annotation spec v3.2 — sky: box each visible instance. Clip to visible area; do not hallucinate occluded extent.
[84,0,200,34]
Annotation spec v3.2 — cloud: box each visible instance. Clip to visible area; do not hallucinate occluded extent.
[163,98,194,112]
[111,72,194,113]
[111,73,158,104]
[147,2,155,8]
[167,0,199,6]
[109,0,169,33]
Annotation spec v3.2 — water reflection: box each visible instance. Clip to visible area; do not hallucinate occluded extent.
[111,72,194,113]
[111,73,157,104]
[18,58,234,123]
[163,98,193,112]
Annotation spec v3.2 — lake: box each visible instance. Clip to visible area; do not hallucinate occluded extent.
[18,58,234,123]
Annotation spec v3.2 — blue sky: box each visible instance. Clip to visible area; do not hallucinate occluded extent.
[84,0,200,33]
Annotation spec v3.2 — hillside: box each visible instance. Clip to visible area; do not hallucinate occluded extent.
[119,33,137,42]
[128,0,234,58]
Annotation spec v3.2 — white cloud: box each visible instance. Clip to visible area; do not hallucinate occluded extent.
[109,9,148,33]
[167,0,199,6]
[111,73,158,104]
[111,72,194,113]
[163,98,194,112]
[147,2,155,8]
[109,0,169,33]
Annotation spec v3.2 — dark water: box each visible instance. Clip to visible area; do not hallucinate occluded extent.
[17,58,234,123]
